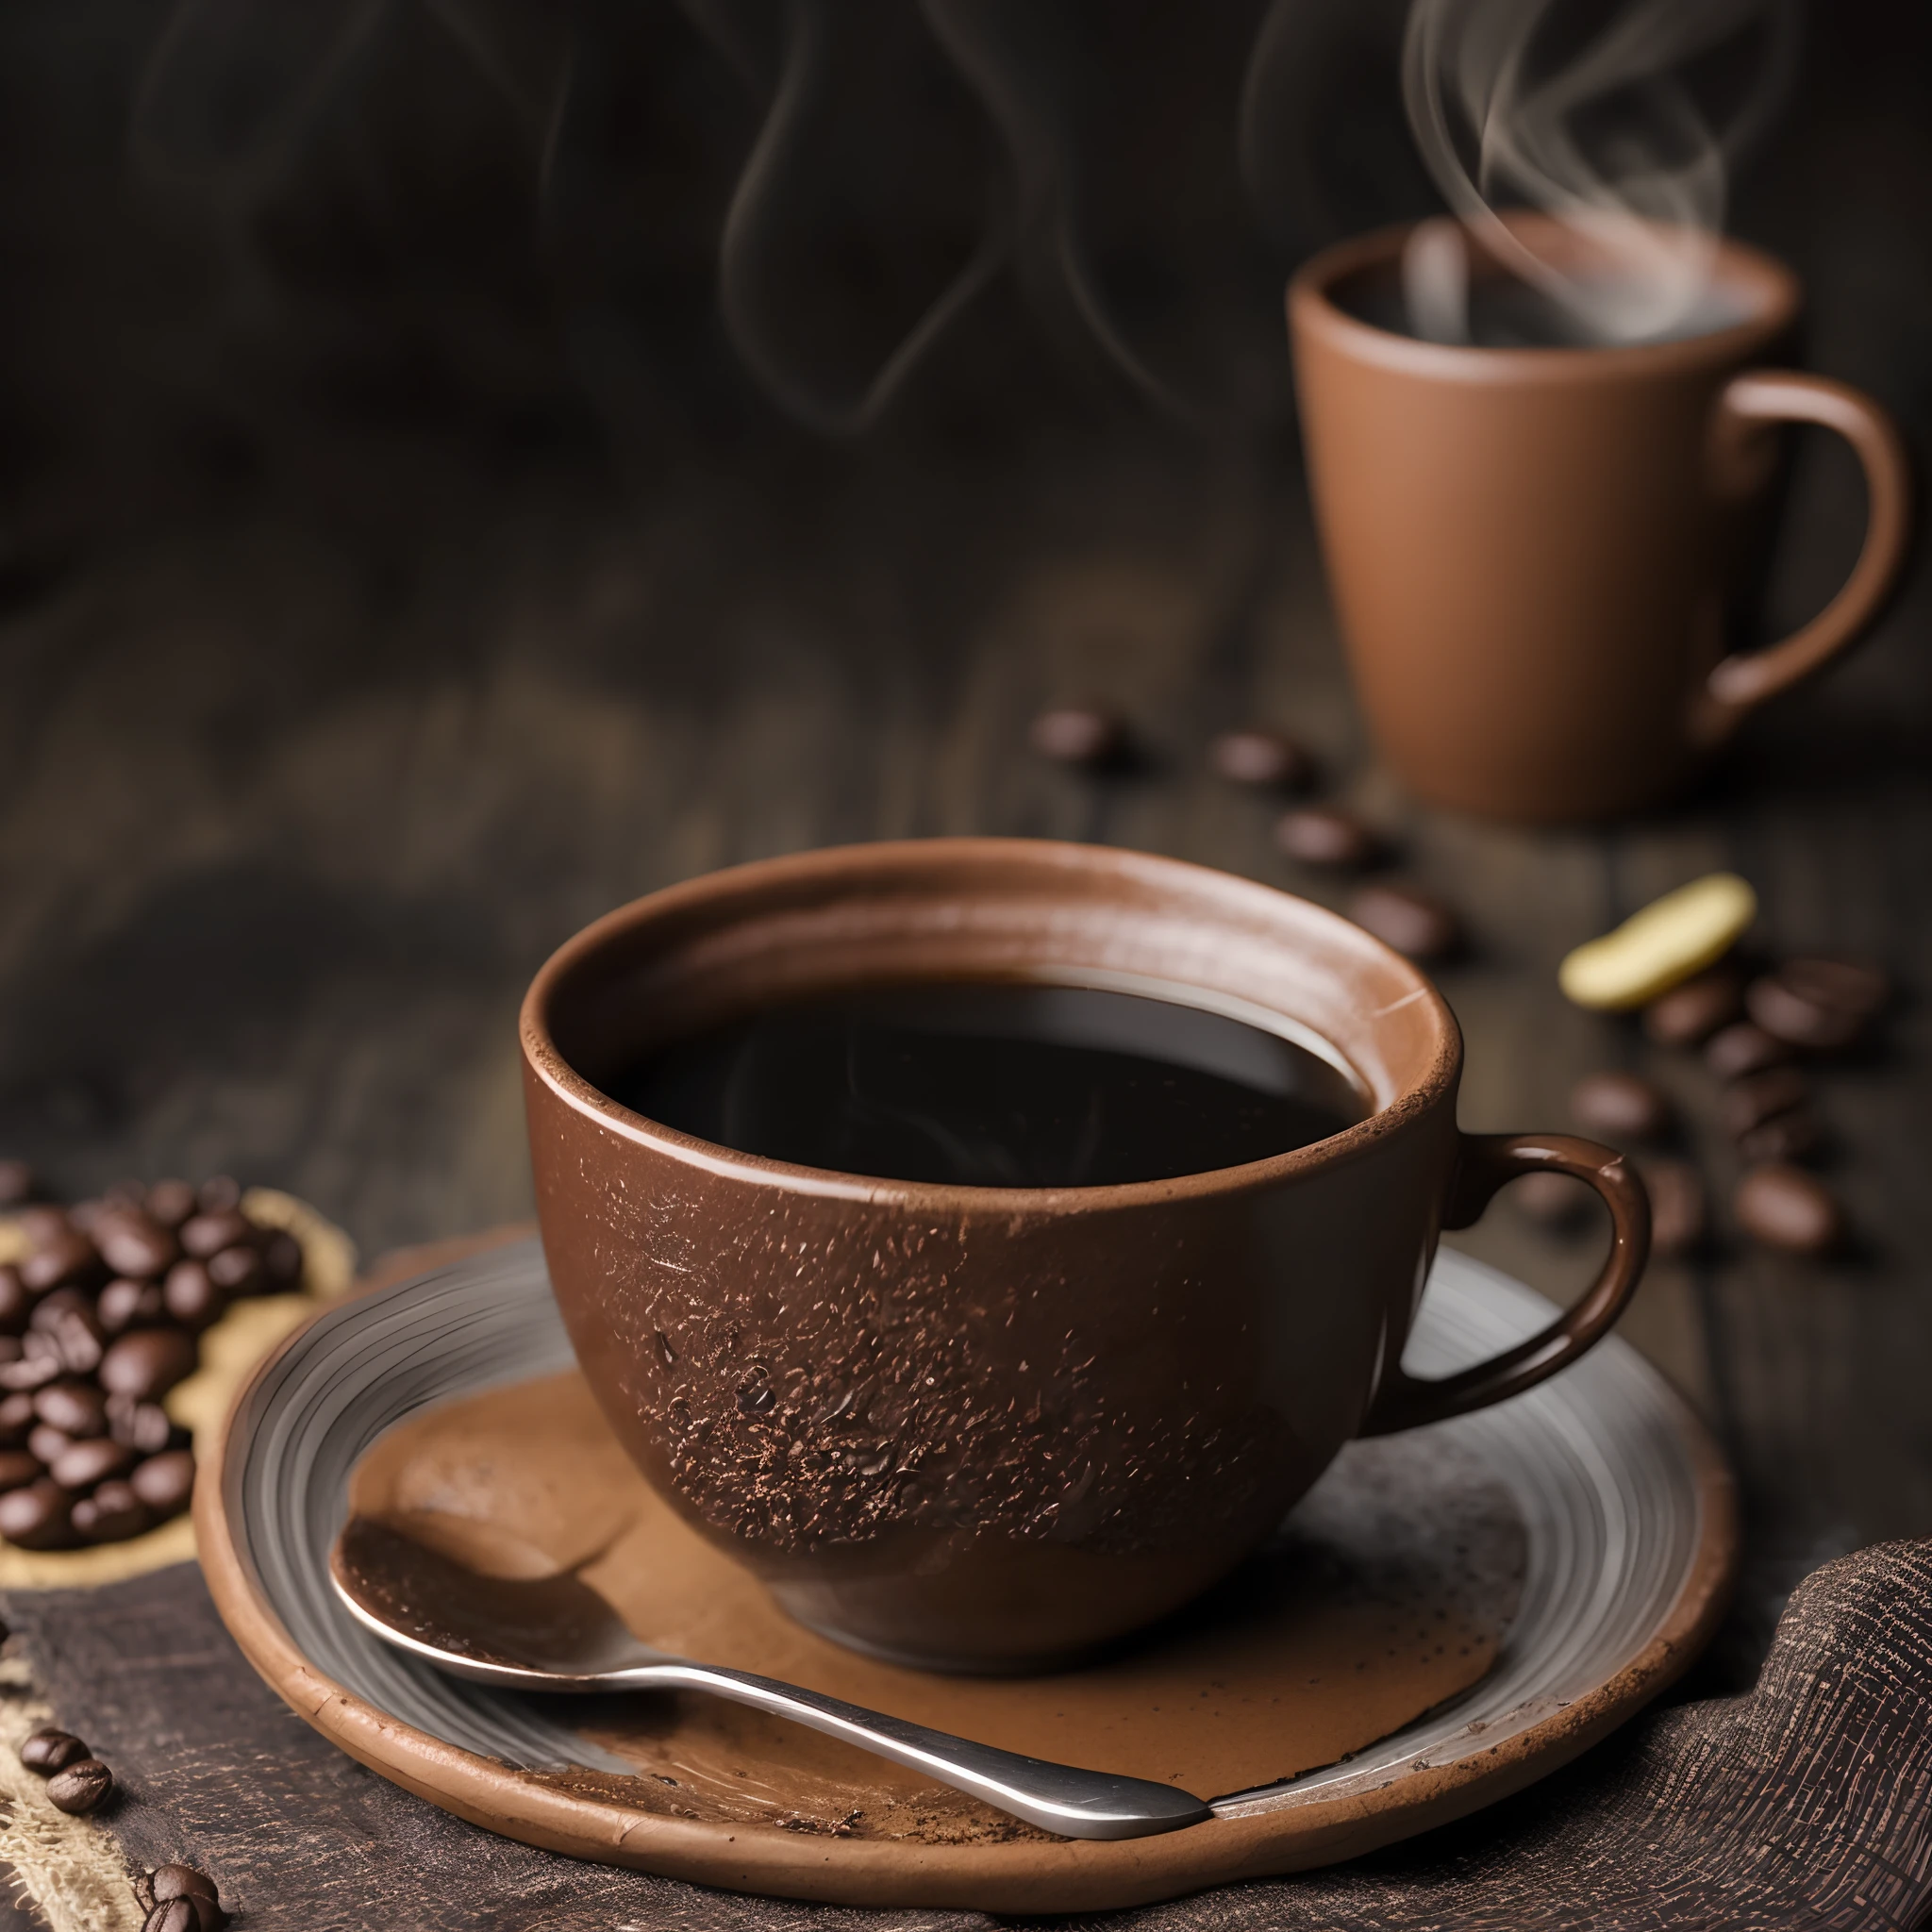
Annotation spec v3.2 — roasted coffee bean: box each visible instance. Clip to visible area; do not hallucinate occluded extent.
[20,1728,90,1774]
[45,1757,113,1814]
[0,1391,36,1446]
[1509,1169,1591,1230]
[1348,882,1462,961]
[0,1268,29,1337]
[1274,805,1381,868]
[0,1450,41,1492]
[1736,1162,1844,1255]
[150,1863,222,1924]
[19,1230,100,1295]
[92,1210,178,1282]
[0,1349,63,1392]
[1746,974,1865,1051]
[1720,1066,1810,1139]
[1208,728,1312,791]
[144,1179,198,1229]
[1641,965,1742,1048]
[143,1900,200,1932]
[0,1479,73,1548]
[51,1437,136,1492]
[1640,1158,1707,1260]
[261,1228,304,1289]
[163,1262,225,1332]
[1739,1108,1824,1164]
[0,1337,17,1369]
[1705,1021,1793,1081]
[46,1307,104,1375]
[73,1481,148,1543]
[130,1450,195,1517]
[1570,1071,1674,1142]
[108,1394,175,1455]
[1029,705,1124,768]
[196,1175,242,1215]
[206,1243,262,1295]
[27,1286,91,1331]
[35,1379,108,1440]
[0,1159,34,1208]
[27,1424,72,1467]
[1782,956,1889,1019]
[13,1207,70,1245]
[179,1211,251,1260]
[98,1278,168,1335]
[100,1328,197,1402]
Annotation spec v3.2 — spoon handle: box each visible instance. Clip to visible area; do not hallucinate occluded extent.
[626,1661,1212,1840]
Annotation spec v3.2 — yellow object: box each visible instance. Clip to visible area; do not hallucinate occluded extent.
[1558,873,1758,1011]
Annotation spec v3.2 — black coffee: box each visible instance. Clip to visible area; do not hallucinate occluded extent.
[607,982,1367,1189]
[1341,270,1751,349]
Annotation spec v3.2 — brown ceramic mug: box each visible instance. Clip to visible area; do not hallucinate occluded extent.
[1290,221,1912,824]
[522,839,1649,1672]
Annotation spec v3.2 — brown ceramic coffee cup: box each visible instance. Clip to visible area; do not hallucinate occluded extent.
[522,839,1648,1672]
[1290,221,1912,824]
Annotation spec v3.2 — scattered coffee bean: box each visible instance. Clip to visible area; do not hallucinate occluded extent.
[261,1228,304,1289]
[151,1864,222,1921]
[1208,728,1312,791]
[163,1262,225,1332]
[1738,1108,1824,1164]
[1781,956,1889,1020]
[108,1394,175,1455]
[100,1328,198,1403]
[196,1176,242,1215]
[0,1269,30,1337]
[0,1480,72,1548]
[0,1159,35,1208]
[73,1482,149,1543]
[144,1900,199,1932]
[35,1380,108,1440]
[1720,1066,1810,1140]
[27,1424,72,1467]
[1641,965,1743,1048]
[50,1437,136,1493]
[1640,1158,1707,1260]
[1509,1169,1591,1230]
[99,1278,167,1335]
[206,1244,262,1295]
[1274,805,1381,868]
[1746,974,1865,1051]
[19,1230,99,1295]
[45,1757,113,1814]
[130,1450,195,1517]
[178,1211,251,1261]
[0,1392,36,1446]
[1348,882,1461,961]
[0,1450,41,1492]
[1705,1021,1793,1081]
[91,1211,177,1282]
[1736,1162,1844,1255]
[144,1180,198,1230]
[1029,706,1124,768]
[738,1384,775,1415]
[1571,1071,1674,1142]
[20,1728,90,1774]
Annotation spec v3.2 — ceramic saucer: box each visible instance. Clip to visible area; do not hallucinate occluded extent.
[199,1239,1734,1912]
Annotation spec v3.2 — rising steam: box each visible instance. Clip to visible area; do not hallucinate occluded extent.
[1402,0,1799,344]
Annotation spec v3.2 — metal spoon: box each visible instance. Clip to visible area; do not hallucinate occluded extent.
[328,1516,1212,1840]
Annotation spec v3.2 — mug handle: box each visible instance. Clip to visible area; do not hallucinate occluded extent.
[1699,371,1912,728]
[1359,1133,1651,1437]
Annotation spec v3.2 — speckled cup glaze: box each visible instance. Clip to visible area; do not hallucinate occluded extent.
[522,840,1649,1672]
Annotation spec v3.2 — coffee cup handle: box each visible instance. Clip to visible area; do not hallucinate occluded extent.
[1699,371,1912,729]
[1359,1133,1651,1436]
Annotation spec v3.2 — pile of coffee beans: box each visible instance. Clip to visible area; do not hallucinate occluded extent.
[1557,949,1883,1261]
[0,1174,302,1549]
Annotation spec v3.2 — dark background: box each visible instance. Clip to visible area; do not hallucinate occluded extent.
[0,0,1927,1674]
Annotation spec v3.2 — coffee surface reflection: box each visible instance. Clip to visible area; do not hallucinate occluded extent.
[609,982,1366,1189]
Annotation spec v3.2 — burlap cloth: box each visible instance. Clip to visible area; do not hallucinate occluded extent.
[0,1540,1929,1932]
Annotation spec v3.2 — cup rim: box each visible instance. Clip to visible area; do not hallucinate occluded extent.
[520,838,1461,1210]
[1288,215,1801,384]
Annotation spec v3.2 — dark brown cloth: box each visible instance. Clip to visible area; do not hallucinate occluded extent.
[6,1544,1932,1932]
